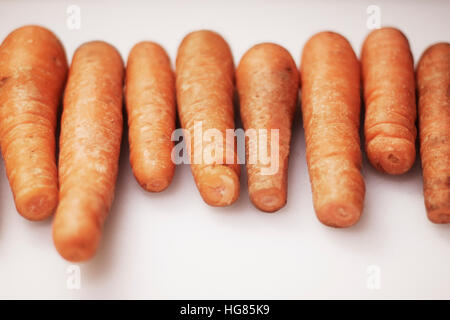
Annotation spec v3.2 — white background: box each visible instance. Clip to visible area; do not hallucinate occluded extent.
[0,0,449,299]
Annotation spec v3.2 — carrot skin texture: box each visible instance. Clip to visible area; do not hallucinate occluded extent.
[53,41,124,262]
[236,43,299,212]
[417,43,450,224]
[300,32,365,227]
[0,25,68,221]
[176,30,240,206]
[361,27,417,175]
[125,42,176,192]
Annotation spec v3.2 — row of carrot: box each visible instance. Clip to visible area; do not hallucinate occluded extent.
[0,25,448,262]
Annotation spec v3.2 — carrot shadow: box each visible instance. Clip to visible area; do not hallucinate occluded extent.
[80,104,132,280]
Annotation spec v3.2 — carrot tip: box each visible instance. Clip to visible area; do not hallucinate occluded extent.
[53,231,100,262]
[316,202,361,228]
[53,216,101,262]
[16,189,58,221]
[197,165,239,207]
[250,187,286,213]
[427,209,450,224]
[137,176,172,193]
[143,181,169,193]
[367,137,415,175]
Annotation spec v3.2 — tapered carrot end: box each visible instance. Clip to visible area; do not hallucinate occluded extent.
[134,168,174,193]
[15,187,58,221]
[316,202,362,228]
[52,201,103,262]
[367,136,416,175]
[250,187,286,213]
[197,165,239,207]
[427,208,450,224]
[53,220,101,262]
[139,178,171,193]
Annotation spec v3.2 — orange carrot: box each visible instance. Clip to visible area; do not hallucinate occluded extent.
[53,41,124,262]
[125,42,176,192]
[417,42,450,224]
[176,30,240,206]
[361,27,417,174]
[236,43,299,212]
[0,25,68,221]
[300,31,365,227]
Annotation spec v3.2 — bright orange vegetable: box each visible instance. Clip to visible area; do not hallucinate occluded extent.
[53,41,124,262]
[417,42,450,223]
[176,30,240,206]
[0,25,68,220]
[300,31,365,227]
[361,27,417,174]
[236,43,299,212]
[125,42,176,192]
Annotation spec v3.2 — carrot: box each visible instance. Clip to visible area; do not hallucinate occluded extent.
[0,25,68,221]
[176,30,240,206]
[52,41,124,262]
[361,27,417,174]
[417,42,450,224]
[125,42,176,192]
[300,31,365,227]
[236,43,299,212]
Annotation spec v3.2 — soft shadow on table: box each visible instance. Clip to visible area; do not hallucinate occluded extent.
[81,109,192,279]
[209,95,307,225]
[80,94,450,280]
[431,223,450,243]
[326,103,450,250]
[0,161,55,240]
[80,137,129,280]
[80,111,136,279]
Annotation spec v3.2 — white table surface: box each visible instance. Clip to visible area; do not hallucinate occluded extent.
[0,0,449,299]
